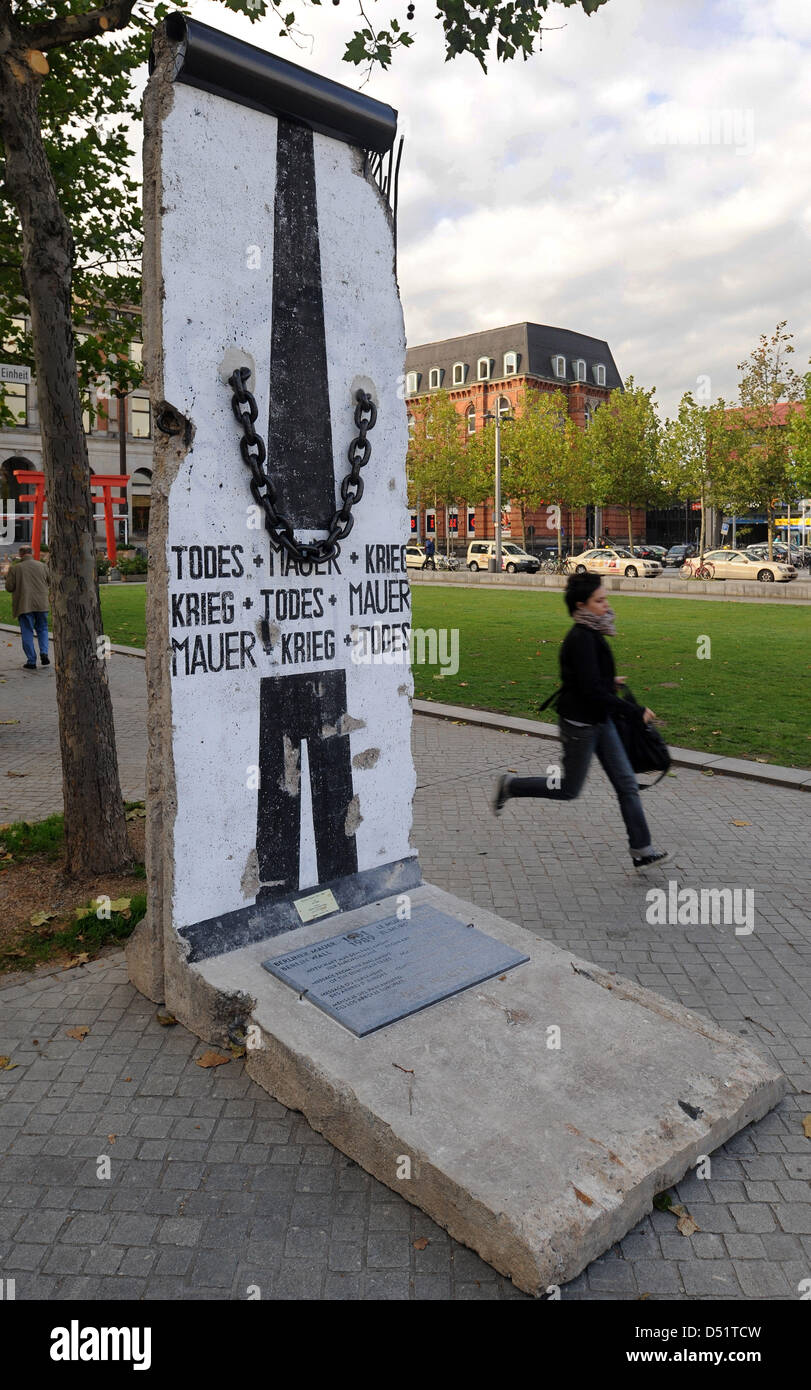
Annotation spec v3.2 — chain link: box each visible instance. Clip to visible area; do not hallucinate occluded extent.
[228,368,376,565]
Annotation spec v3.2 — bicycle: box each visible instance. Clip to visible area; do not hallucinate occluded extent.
[680,559,715,580]
[435,552,460,571]
[543,554,574,576]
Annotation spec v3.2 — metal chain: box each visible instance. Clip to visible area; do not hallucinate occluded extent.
[227,367,376,565]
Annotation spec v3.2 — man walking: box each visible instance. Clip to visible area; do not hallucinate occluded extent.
[422,536,436,570]
[4,547,50,670]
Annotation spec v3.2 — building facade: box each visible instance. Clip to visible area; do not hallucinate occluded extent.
[1,313,153,549]
[405,321,645,549]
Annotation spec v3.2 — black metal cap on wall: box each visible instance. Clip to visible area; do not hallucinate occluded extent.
[151,12,397,154]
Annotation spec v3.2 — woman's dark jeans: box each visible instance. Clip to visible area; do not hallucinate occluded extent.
[508,716,652,853]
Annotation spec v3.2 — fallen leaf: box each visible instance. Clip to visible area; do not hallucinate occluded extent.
[74,904,94,920]
[65,1025,90,1041]
[0,1056,19,1070]
[229,1043,246,1058]
[6,771,26,777]
[573,1186,594,1206]
[108,1134,117,1144]
[125,806,146,820]
[676,1212,700,1237]
[30,909,57,927]
[155,1009,177,1027]
[109,897,132,916]
[195,1050,230,1069]
[802,1115,811,1140]
[63,953,89,969]
[0,719,19,725]
[731,821,751,827]
[122,1076,132,1082]
[413,1237,430,1250]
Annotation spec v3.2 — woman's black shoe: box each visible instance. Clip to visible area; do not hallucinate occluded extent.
[632,849,669,870]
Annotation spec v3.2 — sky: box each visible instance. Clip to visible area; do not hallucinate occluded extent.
[185,0,811,416]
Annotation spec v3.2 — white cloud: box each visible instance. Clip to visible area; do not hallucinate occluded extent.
[184,0,811,413]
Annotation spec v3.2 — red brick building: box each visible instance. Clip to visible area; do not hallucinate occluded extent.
[405,321,645,549]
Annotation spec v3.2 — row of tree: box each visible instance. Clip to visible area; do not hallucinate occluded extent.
[407,323,811,559]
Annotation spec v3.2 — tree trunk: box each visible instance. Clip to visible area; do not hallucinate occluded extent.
[627,506,633,550]
[0,50,131,874]
[699,491,706,560]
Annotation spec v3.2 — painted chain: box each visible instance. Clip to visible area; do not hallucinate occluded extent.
[228,367,376,565]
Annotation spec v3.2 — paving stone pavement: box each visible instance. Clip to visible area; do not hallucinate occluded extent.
[1,654,810,1299]
[0,636,146,822]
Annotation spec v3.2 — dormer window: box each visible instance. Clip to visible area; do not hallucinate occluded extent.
[552,355,566,379]
[428,367,442,389]
[477,357,492,381]
[503,352,518,376]
[594,363,606,387]
[452,362,467,386]
[405,371,419,395]
[573,358,586,382]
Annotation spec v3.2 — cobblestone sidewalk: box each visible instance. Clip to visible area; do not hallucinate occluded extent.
[1,661,809,1298]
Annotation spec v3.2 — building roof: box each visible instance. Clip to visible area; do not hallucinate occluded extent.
[725,401,805,428]
[405,321,622,393]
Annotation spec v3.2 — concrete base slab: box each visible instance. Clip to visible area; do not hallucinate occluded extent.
[180,882,785,1296]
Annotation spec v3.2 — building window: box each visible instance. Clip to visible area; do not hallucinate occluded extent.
[405,371,419,395]
[594,363,606,387]
[428,367,442,389]
[452,362,466,386]
[552,355,566,379]
[503,352,518,376]
[466,405,476,435]
[497,395,511,420]
[130,396,151,438]
[407,413,415,437]
[477,357,491,381]
[129,340,143,365]
[574,358,586,382]
[2,383,27,426]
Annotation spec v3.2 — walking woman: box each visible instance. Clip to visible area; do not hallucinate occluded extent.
[493,573,668,869]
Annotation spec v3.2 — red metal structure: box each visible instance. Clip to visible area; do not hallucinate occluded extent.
[13,470,130,565]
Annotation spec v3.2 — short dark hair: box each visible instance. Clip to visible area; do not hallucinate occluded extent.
[564,572,601,615]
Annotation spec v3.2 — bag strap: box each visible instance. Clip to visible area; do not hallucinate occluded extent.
[637,768,669,791]
[538,686,561,712]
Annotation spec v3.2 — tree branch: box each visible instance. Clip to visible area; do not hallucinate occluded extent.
[25,1,138,53]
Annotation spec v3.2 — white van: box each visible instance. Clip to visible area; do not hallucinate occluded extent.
[466,541,540,573]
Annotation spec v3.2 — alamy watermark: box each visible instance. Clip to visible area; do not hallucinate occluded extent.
[646,879,754,935]
[350,623,459,677]
[645,106,755,157]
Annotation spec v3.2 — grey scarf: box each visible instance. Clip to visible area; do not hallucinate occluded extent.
[573,605,617,637]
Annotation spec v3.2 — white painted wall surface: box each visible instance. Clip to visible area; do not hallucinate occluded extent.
[158,84,416,931]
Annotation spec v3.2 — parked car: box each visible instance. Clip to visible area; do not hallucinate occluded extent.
[570,547,661,578]
[633,544,666,561]
[682,549,797,583]
[746,542,802,564]
[466,541,540,573]
[405,544,426,569]
[663,543,697,567]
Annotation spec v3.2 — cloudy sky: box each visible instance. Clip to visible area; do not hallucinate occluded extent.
[188,0,811,415]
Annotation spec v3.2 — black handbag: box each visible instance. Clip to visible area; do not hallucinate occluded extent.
[616,685,671,788]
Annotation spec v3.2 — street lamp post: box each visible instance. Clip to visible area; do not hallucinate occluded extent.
[483,408,510,573]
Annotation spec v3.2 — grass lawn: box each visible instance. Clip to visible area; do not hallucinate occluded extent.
[2,582,808,766]
[0,582,147,647]
[411,588,811,769]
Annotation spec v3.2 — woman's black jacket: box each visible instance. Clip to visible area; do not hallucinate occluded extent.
[556,624,640,726]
